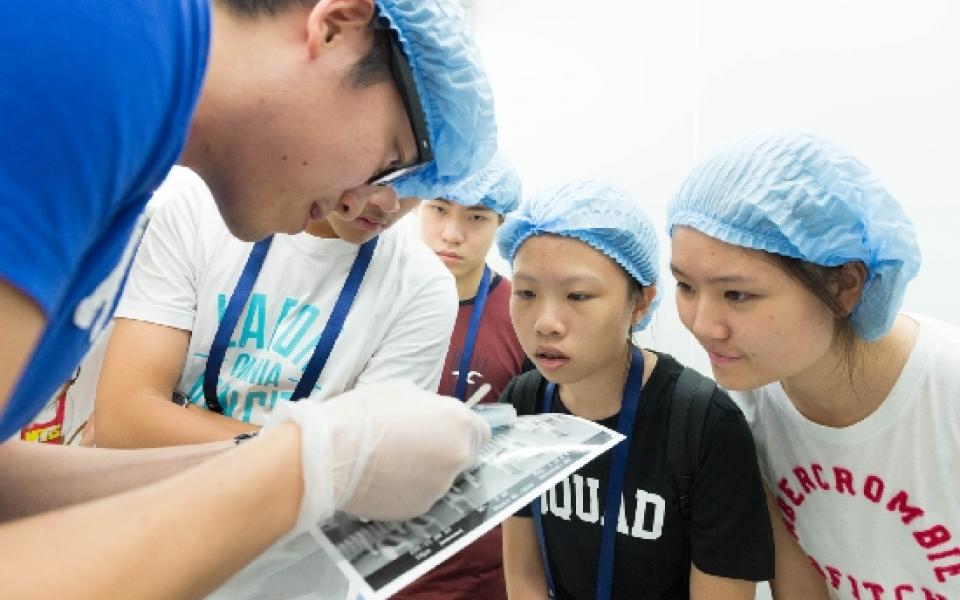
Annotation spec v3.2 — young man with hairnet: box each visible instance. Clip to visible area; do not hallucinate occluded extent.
[407,152,530,600]
[0,0,497,597]
[81,162,454,598]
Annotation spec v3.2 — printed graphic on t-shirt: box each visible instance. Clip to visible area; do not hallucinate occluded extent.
[539,474,667,541]
[773,461,958,598]
[451,369,484,387]
[20,386,68,444]
[183,292,342,421]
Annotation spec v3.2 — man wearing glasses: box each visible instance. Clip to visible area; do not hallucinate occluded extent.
[0,0,496,598]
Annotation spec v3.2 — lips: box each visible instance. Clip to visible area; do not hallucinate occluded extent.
[436,250,462,263]
[706,348,742,365]
[534,345,570,371]
[354,216,383,232]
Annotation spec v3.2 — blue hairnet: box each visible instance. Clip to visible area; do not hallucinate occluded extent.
[376,0,497,199]
[667,132,921,341]
[440,151,521,214]
[497,180,661,331]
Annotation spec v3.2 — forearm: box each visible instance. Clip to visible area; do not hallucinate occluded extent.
[0,439,230,520]
[502,517,549,600]
[96,390,258,449]
[763,487,828,599]
[689,565,756,600]
[95,317,256,449]
[0,423,302,600]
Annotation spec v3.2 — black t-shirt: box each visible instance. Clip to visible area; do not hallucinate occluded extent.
[503,352,773,599]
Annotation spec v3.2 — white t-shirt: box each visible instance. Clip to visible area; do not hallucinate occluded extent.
[98,167,455,600]
[732,314,960,599]
[116,167,457,422]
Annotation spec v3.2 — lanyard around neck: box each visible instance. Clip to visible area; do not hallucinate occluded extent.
[454,264,492,402]
[532,345,645,600]
[203,236,378,413]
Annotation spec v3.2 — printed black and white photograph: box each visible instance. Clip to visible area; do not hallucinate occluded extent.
[316,413,624,599]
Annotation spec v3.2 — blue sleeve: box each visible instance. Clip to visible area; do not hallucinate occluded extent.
[0,0,208,315]
[0,0,209,440]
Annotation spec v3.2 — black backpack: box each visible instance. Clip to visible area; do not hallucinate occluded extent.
[511,366,715,521]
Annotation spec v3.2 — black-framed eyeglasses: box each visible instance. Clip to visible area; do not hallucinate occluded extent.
[367,20,434,187]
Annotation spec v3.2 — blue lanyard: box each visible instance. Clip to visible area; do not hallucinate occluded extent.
[454,265,492,402]
[203,236,378,413]
[532,345,645,600]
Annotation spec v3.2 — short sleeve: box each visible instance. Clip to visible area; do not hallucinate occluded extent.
[688,399,775,581]
[114,169,211,331]
[0,2,208,316]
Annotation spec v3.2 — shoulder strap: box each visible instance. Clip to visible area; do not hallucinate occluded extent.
[513,370,545,414]
[667,367,716,520]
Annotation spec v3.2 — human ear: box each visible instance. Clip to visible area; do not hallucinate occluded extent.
[305,0,376,58]
[835,261,867,317]
[631,285,657,327]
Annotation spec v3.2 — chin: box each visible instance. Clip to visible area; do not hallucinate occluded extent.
[218,209,266,242]
[711,369,770,392]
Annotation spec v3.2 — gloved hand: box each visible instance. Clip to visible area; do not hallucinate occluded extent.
[263,380,491,532]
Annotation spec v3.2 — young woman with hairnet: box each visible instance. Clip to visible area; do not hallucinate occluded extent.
[496,181,774,599]
[667,132,960,599]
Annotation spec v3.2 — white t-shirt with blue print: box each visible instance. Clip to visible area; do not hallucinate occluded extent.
[114,167,457,425]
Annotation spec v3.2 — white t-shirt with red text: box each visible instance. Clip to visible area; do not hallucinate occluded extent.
[733,314,960,600]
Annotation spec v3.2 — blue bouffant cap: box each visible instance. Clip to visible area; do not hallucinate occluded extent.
[497,180,661,331]
[440,151,520,214]
[376,0,498,199]
[667,132,921,341]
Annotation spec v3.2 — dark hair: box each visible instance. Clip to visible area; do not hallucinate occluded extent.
[219,0,393,87]
[767,254,860,372]
[220,0,317,16]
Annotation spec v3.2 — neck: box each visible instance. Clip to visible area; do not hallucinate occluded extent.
[180,2,239,172]
[781,315,919,427]
[457,263,488,301]
[559,344,634,421]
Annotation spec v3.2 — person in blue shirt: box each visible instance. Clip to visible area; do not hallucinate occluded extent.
[0,0,496,597]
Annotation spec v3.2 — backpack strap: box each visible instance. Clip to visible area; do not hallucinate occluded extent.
[512,370,545,414]
[667,367,716,520]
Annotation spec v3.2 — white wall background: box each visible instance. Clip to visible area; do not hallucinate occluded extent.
[466,3,960,596]
[468,0,960,381]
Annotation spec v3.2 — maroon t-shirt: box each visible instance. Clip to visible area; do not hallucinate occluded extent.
[396,273,528,600]
[438,274,528,403]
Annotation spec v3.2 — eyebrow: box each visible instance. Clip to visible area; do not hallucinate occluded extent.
[513,272,604,286]
[670,264,758,284]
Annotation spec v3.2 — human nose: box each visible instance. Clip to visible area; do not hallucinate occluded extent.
[534,299,566,338]
[334,186,376,221]
[368,186,399,214]
[440,218,465,245]
[685,295,729,342]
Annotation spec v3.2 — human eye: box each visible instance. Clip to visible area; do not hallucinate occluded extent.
[724,290,756,303]
[513,289,536,300]
[676,281,695,295]
[430,204,447,215]
[567,292,593,302]
[468,214,489,223]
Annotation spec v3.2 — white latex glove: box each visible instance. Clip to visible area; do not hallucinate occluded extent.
[263,380,491,532]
